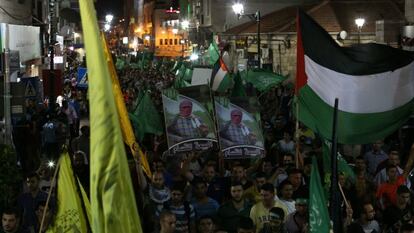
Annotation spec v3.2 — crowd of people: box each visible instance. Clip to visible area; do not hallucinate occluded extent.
[2,57,414,233]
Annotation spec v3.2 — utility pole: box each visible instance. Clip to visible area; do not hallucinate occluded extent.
[2,24,12,145]
[48,0,56,109]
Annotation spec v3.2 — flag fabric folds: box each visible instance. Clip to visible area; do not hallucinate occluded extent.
[211,58,232,92]
[46,152,89,233]
[129,91,164,141]
[240,69,286,92]
[309,157,330,233]
[79,0,143,233]
[208,39,220,65]
[322,140,356,185]
[231,72,246,97]
[296,10,414,144]
[102,34,152,178]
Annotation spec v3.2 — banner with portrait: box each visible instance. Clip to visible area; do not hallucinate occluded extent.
[215,96,265,159]
[162,85,218,154]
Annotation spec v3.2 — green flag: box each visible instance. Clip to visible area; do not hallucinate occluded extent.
[240,69,287,92]
[231,72,246,97]
[183,67,193,82]
[130,91,164,141]
[208,39,220,65]
[322,140,356,189]
[310,157,330,233]
[170,59,183,73]
[115,58,126,70]
[174,76,190,89]
[175,63,186,79]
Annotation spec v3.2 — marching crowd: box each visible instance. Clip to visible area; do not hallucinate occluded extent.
[2,61,414,233]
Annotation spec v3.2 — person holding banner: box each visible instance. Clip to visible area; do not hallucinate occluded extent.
[220,109,257,147]
[167,100,209,144]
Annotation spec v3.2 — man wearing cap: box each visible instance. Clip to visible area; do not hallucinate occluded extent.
[220,109,256,147]
[167,100,209,144]
[259,207,288,233]
[285,198,308,233]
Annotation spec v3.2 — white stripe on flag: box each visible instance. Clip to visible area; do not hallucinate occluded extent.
[305,56,414,113]
[212,67,227,91]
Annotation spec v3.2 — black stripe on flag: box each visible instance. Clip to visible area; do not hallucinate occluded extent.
[298,9,414,75]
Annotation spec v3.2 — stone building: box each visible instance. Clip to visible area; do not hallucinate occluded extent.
[222,0,406,80]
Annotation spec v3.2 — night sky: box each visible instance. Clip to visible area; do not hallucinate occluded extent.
[95,0,123,20]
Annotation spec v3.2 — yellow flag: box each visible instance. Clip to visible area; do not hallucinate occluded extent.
[79,0,143,232]
[46,153,89,233]
[101,35,152,178]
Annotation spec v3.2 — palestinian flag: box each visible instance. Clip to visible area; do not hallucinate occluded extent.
[296,10,414,144]
[211,58,232,92]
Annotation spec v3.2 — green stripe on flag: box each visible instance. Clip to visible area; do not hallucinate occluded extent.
[297,85,414,144]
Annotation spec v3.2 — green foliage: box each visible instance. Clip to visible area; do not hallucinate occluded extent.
[0,144,22,210]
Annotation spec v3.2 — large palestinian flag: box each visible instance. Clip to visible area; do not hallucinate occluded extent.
[296,10,414,144]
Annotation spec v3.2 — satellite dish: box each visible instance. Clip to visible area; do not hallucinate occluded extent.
[338,30,348,40]
[60,25,74,38]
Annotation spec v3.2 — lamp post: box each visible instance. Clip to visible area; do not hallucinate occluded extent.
[180,39,185,57]
[355,17,365,44]
[105,14,114,23]
[233,3,261,68]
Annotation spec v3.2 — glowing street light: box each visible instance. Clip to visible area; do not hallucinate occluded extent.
[47,160,55,168]
[355,18,365,29]
[181,20,189,29]
[232,3,244,15]
[232,2,261,68]
[144,35,151,41]
[355,17,365,43]
[104,23,110,31]
[172,28,179,34]
[105,14,114,23]
[190,53,199,61]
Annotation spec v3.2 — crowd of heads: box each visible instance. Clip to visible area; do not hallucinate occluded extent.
[3,62,414,233]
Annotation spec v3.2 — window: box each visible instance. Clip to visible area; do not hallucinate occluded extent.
[174,39,178,45]
[170,39,173,45]
[160,39,163,45]
[165,39,168,45]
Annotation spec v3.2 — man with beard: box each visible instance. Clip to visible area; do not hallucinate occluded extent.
[383,185,414,233]
[216,182,252,233]
[167,100,209,144]
[231,164,253,190]
[347,203,380,233]
[1,208,28,233]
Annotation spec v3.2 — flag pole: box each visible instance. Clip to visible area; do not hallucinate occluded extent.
[38,156,62,233]
[295,99,301,168]
[330,98,341,233]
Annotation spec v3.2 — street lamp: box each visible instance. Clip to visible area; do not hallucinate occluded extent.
[232,3,261,68]
[172,28,179,34]
[355,17,365,44]
[105,14,114,23]
[181,20,189,30]
[190,53,199,61]
[104,23,110,31]
[180,39,185,57]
